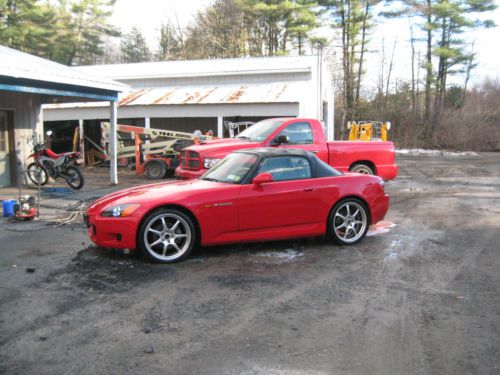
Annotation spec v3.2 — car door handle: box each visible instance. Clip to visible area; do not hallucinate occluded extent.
[304,188,315,192]
[311,151,319,154]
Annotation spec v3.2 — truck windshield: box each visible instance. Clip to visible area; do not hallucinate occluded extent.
[236,119,286,141]
[201,153,259,184]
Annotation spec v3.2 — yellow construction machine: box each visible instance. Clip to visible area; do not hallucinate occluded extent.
[347,121,391,142]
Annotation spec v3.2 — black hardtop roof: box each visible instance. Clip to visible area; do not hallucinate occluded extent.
[236,148,311,158]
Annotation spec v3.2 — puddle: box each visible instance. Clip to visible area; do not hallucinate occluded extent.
[367,221,396,237]
[385,239,402,260]
[403,184,427,192]
[253,249,304,264]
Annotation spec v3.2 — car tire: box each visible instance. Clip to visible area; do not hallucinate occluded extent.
[145,160,166,180]
[138,208,196,263]
[350,163,374,175]
[327,198,370,245]
[27,162,48,186]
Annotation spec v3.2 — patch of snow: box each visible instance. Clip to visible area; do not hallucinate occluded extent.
[366,221,397,237]
[366,227,390,237]
[396,149,478,156]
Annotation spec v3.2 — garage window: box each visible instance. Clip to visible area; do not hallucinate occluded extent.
[259,156,311,181]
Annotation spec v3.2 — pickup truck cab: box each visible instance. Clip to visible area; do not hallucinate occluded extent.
[175,118,398,180]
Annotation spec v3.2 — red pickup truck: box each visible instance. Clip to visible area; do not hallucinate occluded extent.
[175,118,398,180]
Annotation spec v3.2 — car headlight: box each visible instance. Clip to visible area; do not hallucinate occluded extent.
[101,204,140,217]
[203,158,221,169]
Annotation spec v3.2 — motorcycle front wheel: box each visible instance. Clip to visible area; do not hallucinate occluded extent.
[27,162,48,186]
[64,166,84,190]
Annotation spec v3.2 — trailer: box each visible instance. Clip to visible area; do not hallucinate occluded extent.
[100,123,215,179]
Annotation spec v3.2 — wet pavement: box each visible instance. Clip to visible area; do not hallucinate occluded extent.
[0,154,499,374]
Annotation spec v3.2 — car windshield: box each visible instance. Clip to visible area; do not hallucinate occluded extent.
[201,153,258,184]
[236,119,286,141]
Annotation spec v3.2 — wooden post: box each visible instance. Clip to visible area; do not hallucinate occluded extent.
[110,101,118,185]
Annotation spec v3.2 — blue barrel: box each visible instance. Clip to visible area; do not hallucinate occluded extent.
[2,200,17,217]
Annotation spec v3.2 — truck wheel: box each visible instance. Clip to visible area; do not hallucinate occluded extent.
[327,198,369,245]
[138,208,196,263]
[350,163,374,175]
[145,160,166,179]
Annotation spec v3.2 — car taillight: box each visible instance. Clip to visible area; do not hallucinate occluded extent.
[181,151,200,170]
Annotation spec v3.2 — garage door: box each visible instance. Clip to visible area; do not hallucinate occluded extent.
[0,111,11,187]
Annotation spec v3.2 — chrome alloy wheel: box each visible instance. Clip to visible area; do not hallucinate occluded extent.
[333,201,368,244]
[144,213,192,261]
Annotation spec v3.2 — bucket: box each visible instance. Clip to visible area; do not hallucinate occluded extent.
[2,199,17,217]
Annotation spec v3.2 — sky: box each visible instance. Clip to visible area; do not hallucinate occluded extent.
[110,0,500,91]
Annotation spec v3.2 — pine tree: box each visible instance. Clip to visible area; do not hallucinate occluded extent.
[0,0,57,57]
[120,27,151,63]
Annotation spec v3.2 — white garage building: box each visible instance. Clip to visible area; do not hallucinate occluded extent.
[43,55,334,144]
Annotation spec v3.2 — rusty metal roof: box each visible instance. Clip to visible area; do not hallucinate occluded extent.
[43,82,303,109]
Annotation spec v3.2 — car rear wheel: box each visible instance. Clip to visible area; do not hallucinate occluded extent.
[138,208,195,263]
[350,163,374,175]
[328,198,369,245]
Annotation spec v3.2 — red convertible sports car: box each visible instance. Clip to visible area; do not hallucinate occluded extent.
[85,148,389,263]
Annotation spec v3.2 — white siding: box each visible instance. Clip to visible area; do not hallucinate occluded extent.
[44,55,334,138]
[0,91,42,169]
[44,103,299,122]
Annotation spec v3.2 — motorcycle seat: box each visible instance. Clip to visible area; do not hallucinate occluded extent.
[45,149,70,159]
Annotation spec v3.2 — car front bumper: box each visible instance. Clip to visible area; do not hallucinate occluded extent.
[84,213,138,249]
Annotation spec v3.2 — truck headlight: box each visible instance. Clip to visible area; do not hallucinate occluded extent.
[101,204,140,217]
[203,158,221,169]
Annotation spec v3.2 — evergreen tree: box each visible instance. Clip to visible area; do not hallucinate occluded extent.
[120,27,151,63]
[0,0,118,65]
[0,0,56,57]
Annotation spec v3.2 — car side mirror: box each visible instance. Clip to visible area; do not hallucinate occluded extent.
[273,135,289,145]
[253,173,273,185]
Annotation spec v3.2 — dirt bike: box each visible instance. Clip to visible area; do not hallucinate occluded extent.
[26,133,85,190]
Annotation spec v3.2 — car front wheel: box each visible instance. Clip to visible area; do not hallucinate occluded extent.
[138,208,196,263]
[328,198,369,245]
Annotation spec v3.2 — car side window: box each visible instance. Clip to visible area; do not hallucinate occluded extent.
[276,122,313,144]
[259,156,311,181]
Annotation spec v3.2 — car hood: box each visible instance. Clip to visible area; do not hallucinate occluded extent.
[185,138,260,157]
[87,179,219,213]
